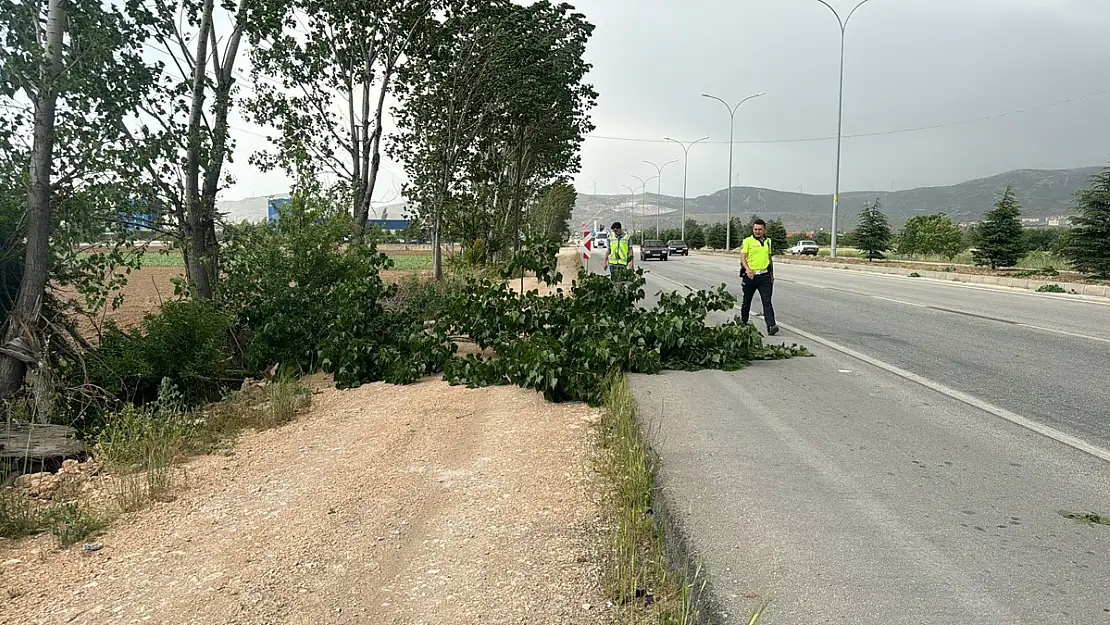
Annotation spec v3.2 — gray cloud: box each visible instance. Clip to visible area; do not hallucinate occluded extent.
[221,0,1109,207]
[572,0,1110,200]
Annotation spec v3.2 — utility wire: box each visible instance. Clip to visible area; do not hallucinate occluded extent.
[585,87,1110,145]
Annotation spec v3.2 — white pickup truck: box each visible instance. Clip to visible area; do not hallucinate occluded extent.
[790,240,819,256]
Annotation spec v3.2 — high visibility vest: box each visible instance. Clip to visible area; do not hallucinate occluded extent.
[608,233,631,265]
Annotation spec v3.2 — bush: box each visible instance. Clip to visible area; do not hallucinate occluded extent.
[86,299,233,407]
[898,214,966,259]
[1036,284,1067,293]
[220,185,393,373]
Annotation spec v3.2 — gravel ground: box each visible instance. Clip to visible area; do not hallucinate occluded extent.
[0,379,608,625]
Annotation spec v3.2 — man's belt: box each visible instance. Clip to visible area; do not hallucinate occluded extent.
[752,269,769,275]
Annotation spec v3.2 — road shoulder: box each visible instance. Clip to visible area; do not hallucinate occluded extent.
[629,341,1110,624]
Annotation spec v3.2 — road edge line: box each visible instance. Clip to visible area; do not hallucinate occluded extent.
[647,269,1110,464]
[773,320,1110,464]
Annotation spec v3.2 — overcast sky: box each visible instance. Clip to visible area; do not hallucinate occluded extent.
[224,0,1110,202]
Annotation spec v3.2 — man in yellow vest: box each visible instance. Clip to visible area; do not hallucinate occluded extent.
[603,221,634,278]
[740,219,779,335]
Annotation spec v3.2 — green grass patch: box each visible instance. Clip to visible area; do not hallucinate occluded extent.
[819,247,1071,271]
[46,502,108,547]
[185,373,313,456]
[599,374,708,624]
[386,253,432,271]
[0,489,108,547]
[74,251,186,267]
[0,488,49,540]
[141,252,186,267]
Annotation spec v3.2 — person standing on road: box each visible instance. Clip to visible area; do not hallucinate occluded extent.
[740,219,779,336]
[603,221,634,279]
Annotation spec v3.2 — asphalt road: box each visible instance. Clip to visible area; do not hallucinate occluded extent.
[643,254,1110,448]
[589,252,1110,624]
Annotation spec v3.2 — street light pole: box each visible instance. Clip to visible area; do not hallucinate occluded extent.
[702,92,765,251]
[815,0,875,258]
[630,173,657,245]
[664,136,709,241]
[643,159,676,238]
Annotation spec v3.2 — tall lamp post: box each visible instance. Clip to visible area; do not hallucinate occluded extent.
[630,173,657,245]
[621,183,641,234]
[702,92,765,251]
[643,159,676,238]
[664,136,709,241]
[814,0,876,258]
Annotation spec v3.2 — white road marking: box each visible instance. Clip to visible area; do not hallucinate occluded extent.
[1012,323,1110,346]
[872,295,927,308]
[771,319,1110,464]
[647,269,1110,465]
[778,274,1110,345]
[772,258,1110,307]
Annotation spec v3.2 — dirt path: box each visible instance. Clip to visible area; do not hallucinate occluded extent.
[0,380,608,624]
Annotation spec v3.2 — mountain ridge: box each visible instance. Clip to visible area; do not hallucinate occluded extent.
[572,165,1104,231]
[218,165,1106,231]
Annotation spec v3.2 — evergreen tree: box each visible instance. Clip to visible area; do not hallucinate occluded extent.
[854,199,893,261]
[728,215,749,249]
[765,218,789,255]
[707,222,727,249]
[1061,167,1110,278]
[972,185,1026,269]
[685,220,707,249]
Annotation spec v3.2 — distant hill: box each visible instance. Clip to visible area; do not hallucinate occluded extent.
[572,166,1104,232]
[218,166,1103,233]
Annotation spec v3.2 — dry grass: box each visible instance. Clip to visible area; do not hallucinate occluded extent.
[599,374,704,624]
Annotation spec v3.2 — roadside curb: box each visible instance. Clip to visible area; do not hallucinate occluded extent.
[693,250,1110,300]
[634,393,725,625]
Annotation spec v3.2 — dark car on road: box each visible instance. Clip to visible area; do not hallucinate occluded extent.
[640,239,669,261]
[667,240,689,256]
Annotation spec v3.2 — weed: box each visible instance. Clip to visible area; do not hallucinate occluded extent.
[94,404,188,471]
[1037,284,1067,293]
[599,375,703,624]
[259,371,313,429]
[188,374,313,455]
[908,272,922,278]
[46,502,107,547]
[112,468,175,513]
[0,488,48,539]
[1014,267,1060,278]
[94,379,191,511]
[1058,510,1110,526]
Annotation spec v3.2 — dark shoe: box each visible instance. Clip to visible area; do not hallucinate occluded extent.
[767,325,780,336]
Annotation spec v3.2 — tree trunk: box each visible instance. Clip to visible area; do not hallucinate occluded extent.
[0,0,67,401]
[432,208,444,281]
[183,0,215,299]
[194,23,244,298]
[353,62,393,244]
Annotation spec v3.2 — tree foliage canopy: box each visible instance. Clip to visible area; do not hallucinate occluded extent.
[1061,167,1110,278]
[854,199,893,260]
[390,0,597,277]
[973,186,1026,269]
[897,213,966,260]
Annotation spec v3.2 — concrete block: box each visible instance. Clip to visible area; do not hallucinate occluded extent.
[1082,284,1109,297]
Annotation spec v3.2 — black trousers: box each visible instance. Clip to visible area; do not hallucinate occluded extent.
[741,273,776,328]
